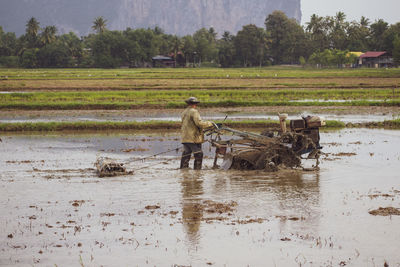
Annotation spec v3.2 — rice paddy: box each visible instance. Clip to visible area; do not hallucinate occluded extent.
[1,67,400,80]
[1,67,399,131]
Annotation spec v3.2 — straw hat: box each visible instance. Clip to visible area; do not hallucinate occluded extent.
[185,97,200,105]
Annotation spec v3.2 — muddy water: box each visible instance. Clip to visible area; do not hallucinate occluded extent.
[1,112,398,124]
[1,107,399,124]
[1,129,400,266]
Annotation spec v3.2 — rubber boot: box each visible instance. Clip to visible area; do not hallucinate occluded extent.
[193,152,203,170]
[180,155,190,169]
[180,149,191,169]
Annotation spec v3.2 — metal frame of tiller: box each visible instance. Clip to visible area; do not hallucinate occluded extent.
[206,122,322,171]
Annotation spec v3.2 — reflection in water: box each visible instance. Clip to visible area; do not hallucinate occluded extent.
[273,170,321,233]
[224,169,321,232]
[178,168,322,250]
[178,167,322,251]
[180,170,204,250]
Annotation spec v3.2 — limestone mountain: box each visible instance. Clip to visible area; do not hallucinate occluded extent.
[0,0,301,36]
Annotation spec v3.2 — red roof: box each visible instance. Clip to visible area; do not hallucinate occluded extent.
[360,51,387,58]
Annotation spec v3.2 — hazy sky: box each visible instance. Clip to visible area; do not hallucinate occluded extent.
[301,0,400,25]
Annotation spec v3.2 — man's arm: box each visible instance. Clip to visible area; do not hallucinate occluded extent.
[192,110,213,129]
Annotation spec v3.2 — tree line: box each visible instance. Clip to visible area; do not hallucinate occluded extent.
[1,11,400,68]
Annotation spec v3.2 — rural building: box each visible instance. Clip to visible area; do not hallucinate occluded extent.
[152,55,176,67]
[360,51,393,68]
[347,52,363,67]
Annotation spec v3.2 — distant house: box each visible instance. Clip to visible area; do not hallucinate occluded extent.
[360,51,393,68]
[347,52,364,67]
[152,55,176,67]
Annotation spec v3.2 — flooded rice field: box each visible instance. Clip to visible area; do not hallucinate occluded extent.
[1,128,400,266]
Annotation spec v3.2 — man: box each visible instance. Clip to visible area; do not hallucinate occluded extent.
[180,97,214,170]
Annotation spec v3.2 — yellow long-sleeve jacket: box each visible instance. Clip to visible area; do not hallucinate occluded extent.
[181,107,213,144]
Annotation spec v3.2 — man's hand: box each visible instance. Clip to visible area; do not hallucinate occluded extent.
[210,122,222,129]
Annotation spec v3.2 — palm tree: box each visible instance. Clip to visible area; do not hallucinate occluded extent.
[26,17,40,37]
[92,16,107,34]
[306,14,328,51]
[335,12,346,24]
[332,12,348,50]
[360,16,370,27]
[306,14,323,34]
[153,26,164,35]
[208,27,217,42]
[222,31,232,42]
[171,36,182,64]
[26,17,40,47]
[41,26,57,45]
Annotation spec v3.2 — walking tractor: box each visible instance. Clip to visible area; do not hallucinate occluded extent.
[95,114,325,176]
[206,114,325,171]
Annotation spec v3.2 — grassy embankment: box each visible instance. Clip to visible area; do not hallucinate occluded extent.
[0,120,333,132]
[0,67,399,131]
[1,119,400,132]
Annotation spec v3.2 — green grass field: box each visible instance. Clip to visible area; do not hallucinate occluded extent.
[1,67,400,110]
[1,88,399,110]
[1,67,400,80]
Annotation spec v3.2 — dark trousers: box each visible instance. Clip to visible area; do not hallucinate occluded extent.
[180,143,203,170]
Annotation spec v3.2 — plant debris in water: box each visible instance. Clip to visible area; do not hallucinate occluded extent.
[369,207,400,216]
[95,157,133,177]
[202,200,237,214]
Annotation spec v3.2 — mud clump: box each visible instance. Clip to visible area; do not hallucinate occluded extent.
[369,207,400,216]
[95,157,133,177]
[100,213,116,217]
[188,200,237,216]
[236,218,266,224]
[70,200,86,207]
[332,152,357,157]
[122,147,149,153]
[276,215,305,221]
[367,194,394,199]
[145,205,161,210]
